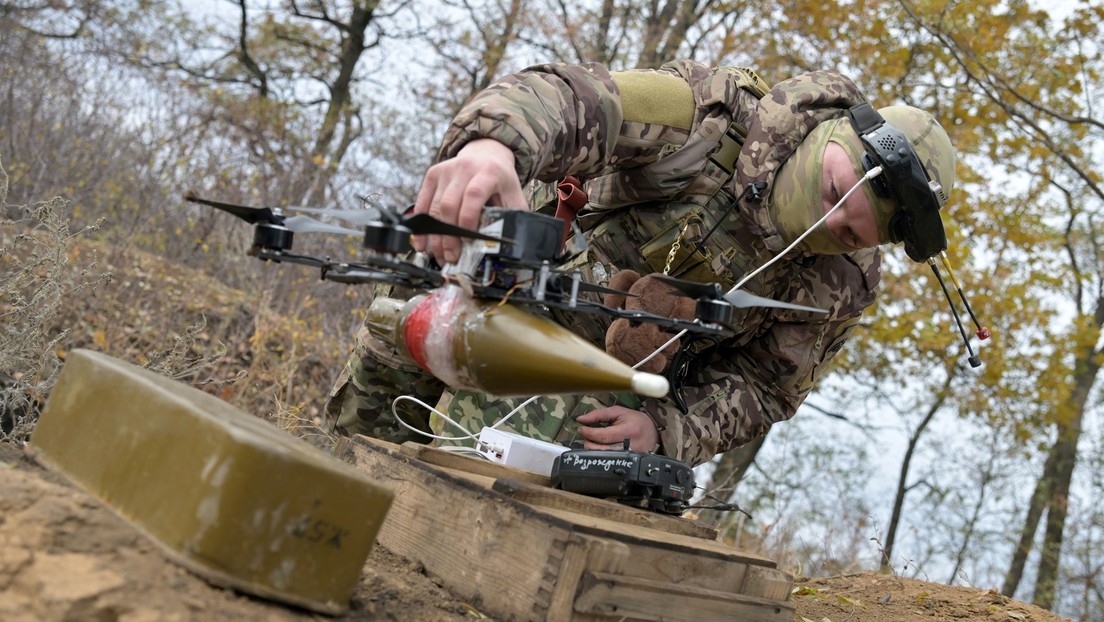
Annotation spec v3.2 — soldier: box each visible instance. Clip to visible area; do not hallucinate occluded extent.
[325,60,956,467]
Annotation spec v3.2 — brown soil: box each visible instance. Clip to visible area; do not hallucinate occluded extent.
[0,441,1070,622]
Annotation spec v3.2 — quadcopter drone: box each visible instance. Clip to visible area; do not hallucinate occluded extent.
[183,194,827,337]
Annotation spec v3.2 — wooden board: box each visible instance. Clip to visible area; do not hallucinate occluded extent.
[341,436,794,622]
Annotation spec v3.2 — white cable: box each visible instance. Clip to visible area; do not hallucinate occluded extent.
[390,395,480,443]
[488,395,541,430]
[631,166,885,373]
[390,380,547,448]
[633,329,687,369]
[437,446,493,459]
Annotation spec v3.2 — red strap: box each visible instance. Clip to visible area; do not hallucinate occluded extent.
[554,176,587,249]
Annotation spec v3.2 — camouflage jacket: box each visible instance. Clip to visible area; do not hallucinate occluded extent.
[437,60,881,467]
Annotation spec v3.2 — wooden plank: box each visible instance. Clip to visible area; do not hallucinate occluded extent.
[489,478,718,541]
[574,571,794,622]
[344,436,794,621]
[743,565,795,602]
[348,437,618,621]
[545,537,629,622]
[533,506,793,599]
[534,504,776,564]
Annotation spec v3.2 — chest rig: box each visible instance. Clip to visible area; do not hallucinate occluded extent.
[547,65,790,354]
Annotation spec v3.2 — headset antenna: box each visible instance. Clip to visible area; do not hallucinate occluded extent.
[927,254,989,368]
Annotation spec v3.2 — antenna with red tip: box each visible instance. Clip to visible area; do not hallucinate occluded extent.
[927,252,989,368]
[939,252,990,341]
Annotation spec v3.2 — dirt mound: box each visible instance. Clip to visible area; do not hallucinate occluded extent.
[0,442,1070,622]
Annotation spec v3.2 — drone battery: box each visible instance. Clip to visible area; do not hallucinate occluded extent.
[478,207,563,264]
[30,349,393,615]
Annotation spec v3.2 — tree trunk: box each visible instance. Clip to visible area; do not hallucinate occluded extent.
[637,0,699,68]
[1022,296,1101,608]
[302,1,378,205]
[0,156,8,207]
[1033,424,1080,609]
[1002,448,1057,597]
[880,375,951,572]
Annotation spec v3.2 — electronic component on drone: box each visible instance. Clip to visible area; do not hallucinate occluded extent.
[550,443,695,516]
[477,207,565,265]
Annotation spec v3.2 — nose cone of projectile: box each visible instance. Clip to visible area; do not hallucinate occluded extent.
[631,372,669,398]
[367,288,670,398]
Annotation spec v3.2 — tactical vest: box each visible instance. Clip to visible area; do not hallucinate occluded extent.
[540,63,795,350]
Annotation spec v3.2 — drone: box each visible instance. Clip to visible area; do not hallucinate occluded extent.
[183,194,827,337]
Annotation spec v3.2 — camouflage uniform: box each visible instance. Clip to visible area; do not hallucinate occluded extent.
[326,60,881,467]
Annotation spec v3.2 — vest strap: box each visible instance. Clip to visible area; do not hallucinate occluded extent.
[708,120,748,176]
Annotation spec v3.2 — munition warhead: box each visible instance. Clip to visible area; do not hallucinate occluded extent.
[366,288,670,398]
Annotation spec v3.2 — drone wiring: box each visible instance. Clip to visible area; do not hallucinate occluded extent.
[486,279,533,315]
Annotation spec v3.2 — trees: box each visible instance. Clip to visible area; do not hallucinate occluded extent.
[136,0,405,208]
[689,1,1103,615]
[896,0,1102,608]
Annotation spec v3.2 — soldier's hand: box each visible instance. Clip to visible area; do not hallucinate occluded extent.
[412,139,527,264]
[576,407,660,453]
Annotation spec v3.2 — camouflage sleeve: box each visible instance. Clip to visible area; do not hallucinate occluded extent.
[437,63,625,184]
[640,250,882,467]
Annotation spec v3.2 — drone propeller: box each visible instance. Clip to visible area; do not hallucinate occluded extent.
[288,204,506,244]
[282,215,362,236]
[652,274,827,314]
[185,195,363,236]
[184,194,279,225]
[285,205,383,226]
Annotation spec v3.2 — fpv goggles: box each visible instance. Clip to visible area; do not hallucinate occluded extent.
[846,102,948,262]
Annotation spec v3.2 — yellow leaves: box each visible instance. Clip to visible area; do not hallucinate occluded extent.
[836,594,867,609]
[459,602,487,618]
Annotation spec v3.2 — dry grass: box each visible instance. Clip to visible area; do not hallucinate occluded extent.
[1,181,352,450]
[1,197,111,439]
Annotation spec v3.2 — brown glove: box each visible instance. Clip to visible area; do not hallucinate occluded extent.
[602,271,696,374]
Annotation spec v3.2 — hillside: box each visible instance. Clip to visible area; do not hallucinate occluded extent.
[0,218,1072,621]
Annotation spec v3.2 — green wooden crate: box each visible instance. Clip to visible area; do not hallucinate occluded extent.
[31,349,393,614]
